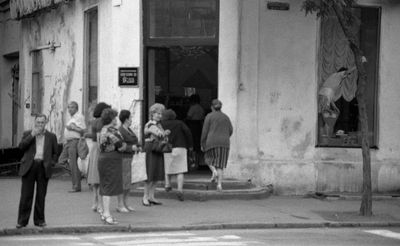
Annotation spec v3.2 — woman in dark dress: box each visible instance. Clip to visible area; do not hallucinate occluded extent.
[87,102,111,214]
[98,108,129,224]
[143,103,169,206]
[118,110,140,212]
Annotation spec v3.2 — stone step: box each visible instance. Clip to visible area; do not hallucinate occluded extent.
[129,185,273,201]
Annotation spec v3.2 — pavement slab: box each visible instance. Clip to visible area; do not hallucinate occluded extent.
[1,177,400,236]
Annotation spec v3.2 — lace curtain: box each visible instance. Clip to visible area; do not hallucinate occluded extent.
[319,14,360,102]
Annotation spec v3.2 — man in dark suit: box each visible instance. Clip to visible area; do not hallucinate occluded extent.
[16,114,58,229]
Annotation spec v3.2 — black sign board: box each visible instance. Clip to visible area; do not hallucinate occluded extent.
[119,67,138,86]
[267,2,290,11]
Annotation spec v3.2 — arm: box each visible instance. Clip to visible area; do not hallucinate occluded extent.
[18,131,35,152]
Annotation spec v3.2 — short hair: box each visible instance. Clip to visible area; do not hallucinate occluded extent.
[69,101,79,110]
[119,110,131,124]
[93,102,111,118]
[149,103,165,120]
[101,108,118,125]
[35,114,47,121]
[211,99,222,111]
[162,109,176,120]
[337,67,348,73]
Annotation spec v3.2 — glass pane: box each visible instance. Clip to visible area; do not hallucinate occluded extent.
[148,0,217,39]
[317,8,379,147]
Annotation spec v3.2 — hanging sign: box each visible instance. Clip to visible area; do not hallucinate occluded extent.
[119,67,138,86]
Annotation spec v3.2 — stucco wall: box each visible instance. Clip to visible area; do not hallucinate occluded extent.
[19,0,143,140]
[0,10,20,148]
[222,0,400,194]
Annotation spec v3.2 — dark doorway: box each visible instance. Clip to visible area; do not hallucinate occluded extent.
[145,46,218,172]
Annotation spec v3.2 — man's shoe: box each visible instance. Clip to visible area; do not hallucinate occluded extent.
[35,222,47,227]
[16,224,26,229]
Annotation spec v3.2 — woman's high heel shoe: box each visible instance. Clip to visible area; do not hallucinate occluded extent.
[148,199,162,205]
[142,199,151,207]
[104,216,118,225]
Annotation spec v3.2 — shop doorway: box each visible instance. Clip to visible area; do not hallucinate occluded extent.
[145,45,218,172]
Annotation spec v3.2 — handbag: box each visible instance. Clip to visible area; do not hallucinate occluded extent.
[77,137,89,159]
[131,152,147,183]
[146,137,172,153]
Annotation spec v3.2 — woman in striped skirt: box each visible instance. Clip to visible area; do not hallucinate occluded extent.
[201,99,233,191]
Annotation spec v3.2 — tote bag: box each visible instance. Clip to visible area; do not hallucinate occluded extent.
[131,152,147,183]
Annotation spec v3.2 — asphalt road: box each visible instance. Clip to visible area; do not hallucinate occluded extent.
[1,228,400,246]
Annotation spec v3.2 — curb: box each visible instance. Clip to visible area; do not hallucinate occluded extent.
[2,221,400,236]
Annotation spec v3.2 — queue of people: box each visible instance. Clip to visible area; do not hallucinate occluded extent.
[15,98,232,228]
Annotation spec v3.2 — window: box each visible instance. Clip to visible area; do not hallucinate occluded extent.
[317,7,380,148]
[31,51,43,115]
[144,0,219,45]
[83,7,98,118]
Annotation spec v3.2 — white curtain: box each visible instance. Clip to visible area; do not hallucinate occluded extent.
[319,14,360,102]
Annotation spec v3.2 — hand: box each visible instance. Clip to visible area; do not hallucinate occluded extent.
[361,56,367,63]
[31,128,40,137]
[118,143,127,152]
[164,130,171,136]
[132,145,138,152]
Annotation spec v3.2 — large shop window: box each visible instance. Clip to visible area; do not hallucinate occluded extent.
[145,0,218,44]
[317,7,380,148]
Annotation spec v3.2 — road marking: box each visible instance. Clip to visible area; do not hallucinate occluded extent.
[219,235,241,239]
[108,236,218,245]
[93,232,195,240]
[4,236,81,241]
[365,230,400,240]
[110,242,249,246]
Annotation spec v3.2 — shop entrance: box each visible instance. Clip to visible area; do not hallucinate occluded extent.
[145,46,218,172]
[143,0,219,173]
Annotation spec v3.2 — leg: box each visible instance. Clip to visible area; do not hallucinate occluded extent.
[68,140,81,191]
[102,195,111,217]
[176,173,184,192]
[149,181,162,205]
[216,168,223,191]
[176,173,184,201]
[123,190,135,211]
[33,163,48,226]
[91,184,99,211]
[164,174,172,191]
[142,181,150,206]
[116,194,128,212]
[17,168,36,226]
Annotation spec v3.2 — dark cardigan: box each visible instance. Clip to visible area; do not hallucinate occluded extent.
[161,119,193,149]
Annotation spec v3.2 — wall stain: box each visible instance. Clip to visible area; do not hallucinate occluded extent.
[270,91,281,104]
[292,132,312,159]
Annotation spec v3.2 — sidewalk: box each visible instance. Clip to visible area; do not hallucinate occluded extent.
[1,177,400,236]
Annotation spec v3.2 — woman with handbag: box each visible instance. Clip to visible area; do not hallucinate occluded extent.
[161,109,193,201]
[97,108,132,225]
[143,103,170,206]
[118,110,140,212]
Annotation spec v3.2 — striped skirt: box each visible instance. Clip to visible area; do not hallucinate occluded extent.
[204,147,230,169]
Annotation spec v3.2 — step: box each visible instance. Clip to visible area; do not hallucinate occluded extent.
[129,185,273,201]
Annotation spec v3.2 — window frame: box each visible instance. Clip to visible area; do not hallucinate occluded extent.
[316,6,381,149]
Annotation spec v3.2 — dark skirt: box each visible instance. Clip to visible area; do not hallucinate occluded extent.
[204,147,230,169]
[145,149,165,182]
[98,151,123,196]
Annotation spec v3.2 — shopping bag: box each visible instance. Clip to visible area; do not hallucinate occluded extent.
[131,152,147,183]
[77,137,89,159]
[77,157,88,177]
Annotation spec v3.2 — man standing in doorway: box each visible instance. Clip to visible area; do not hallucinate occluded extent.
[16,114,58,228]
[59,101,86,192]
